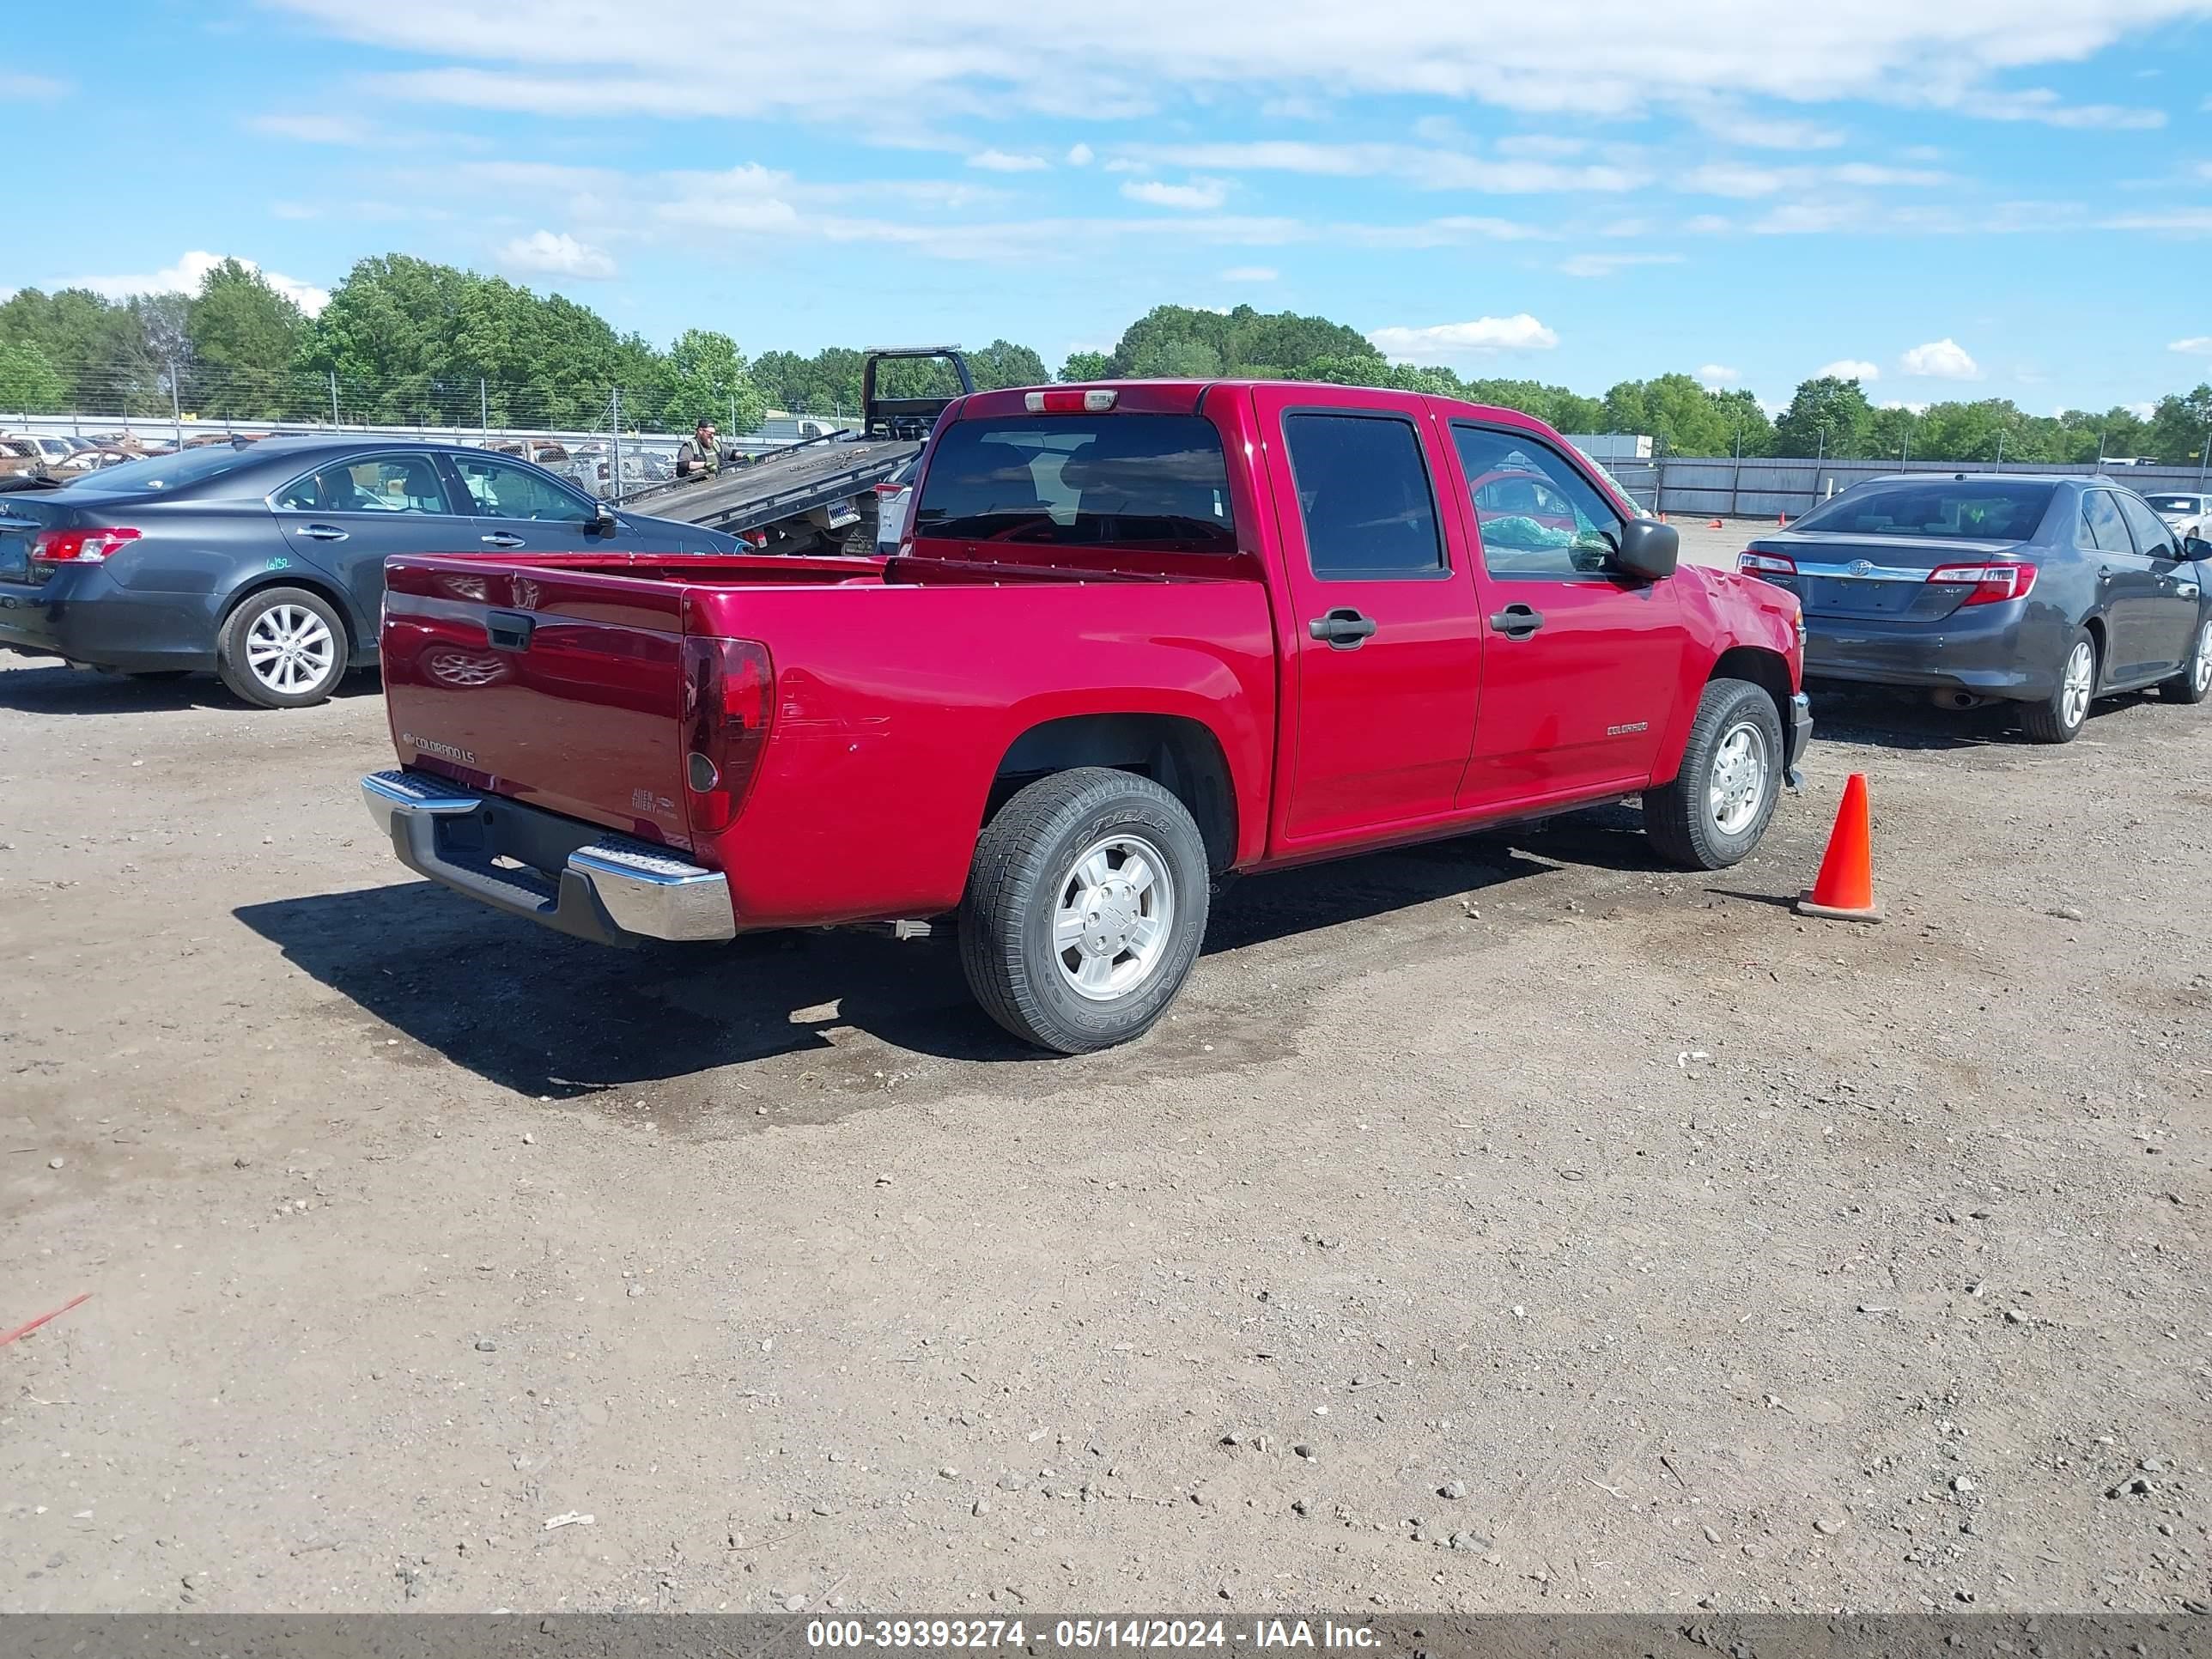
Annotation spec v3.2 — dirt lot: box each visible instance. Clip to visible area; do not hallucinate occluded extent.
[2,559,2208,1616]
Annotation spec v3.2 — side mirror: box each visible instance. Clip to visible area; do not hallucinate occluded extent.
[589,501,619,535]
[2185,534,2210,562]
[1613,517,1679,580]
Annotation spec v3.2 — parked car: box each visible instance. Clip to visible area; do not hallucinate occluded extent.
[54,446,137,475]
[0,437,46,481]
[2144,491,2209,540]
[3,434,77,469]
[362,379,1810,1054]
[0,437,745,708]
[1739,473,2211,742]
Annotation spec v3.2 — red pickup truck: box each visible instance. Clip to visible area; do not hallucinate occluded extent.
[362,380,1809,1053]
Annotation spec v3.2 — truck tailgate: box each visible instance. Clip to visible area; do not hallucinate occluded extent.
[380,557,698,851]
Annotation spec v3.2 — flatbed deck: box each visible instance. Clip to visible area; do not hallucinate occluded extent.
[626,435,919,536]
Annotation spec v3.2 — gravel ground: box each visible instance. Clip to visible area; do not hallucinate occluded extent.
[0,626,2206,1617]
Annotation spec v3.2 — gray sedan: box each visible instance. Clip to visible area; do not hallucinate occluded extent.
[0,437,741,708]
[1739,473,2210,743]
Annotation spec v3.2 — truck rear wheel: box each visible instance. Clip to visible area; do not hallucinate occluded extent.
[959,768,1211,1054]
[1643,678,1784,870]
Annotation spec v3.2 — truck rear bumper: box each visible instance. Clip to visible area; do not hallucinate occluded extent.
[362,769,735,945]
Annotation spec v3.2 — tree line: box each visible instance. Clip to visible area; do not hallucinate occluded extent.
[2,264,2207,465]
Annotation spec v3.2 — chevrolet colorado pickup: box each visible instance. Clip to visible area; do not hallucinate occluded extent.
[362,380,1811,1053]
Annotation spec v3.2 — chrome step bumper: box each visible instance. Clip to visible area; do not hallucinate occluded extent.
[362,769,735,945]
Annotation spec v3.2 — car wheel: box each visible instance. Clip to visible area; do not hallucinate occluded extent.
[959,767,1211,1054]
[216,586,350,709]
[2159,617,2212,705]
[1643,677,1785,871]
[2020,629,2097,743]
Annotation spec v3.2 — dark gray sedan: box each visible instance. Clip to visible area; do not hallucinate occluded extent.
[0,438,740,708]
[1739,473,2211,743]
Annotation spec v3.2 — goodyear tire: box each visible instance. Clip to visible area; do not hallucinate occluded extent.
[1643,678,1785,870]
[959,768,1210,1054]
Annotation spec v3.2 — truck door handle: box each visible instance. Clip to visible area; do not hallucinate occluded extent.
[480,532,528,549]
[1488,604,1546,639]
[299,523,349,542]
[1308,607,1378,648]
[484,610,534,652]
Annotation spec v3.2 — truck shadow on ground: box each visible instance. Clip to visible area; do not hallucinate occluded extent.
[234,834,1579,1097]
[0,662,383,714]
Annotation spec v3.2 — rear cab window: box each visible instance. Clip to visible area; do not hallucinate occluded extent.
[1792,482,2057,541]
[911,415,1236,553]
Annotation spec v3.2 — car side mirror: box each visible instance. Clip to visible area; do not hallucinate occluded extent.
[2185,534,2211,561]
[589,501,619,535]
[1612,517,1679,580]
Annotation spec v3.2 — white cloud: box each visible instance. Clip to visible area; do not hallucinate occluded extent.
[968,149,1048,172]
[248,112,379,144]
[1878,398,1930,414]
[1951,88,2164,129]
[1899,337,1981,380]
[60,251,331,315]
[2170,337,2212,356]
[1121,139,1643,193]
[1368,314,1559,359]
[1698,364,1741,385]
[1,71,71,100]
[1121,177,1230,210]
[1220,265,1279,282]
[2125,399,2156,419]
[1687,105,1844,150]
[1066,143,1094,167]
[283,0,2212,137]
[495,230,618,280]
[1559,251,1685,277]
[2103,207,2212,233]
[1814,359,1881,382]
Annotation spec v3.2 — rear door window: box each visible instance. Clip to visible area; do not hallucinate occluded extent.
[911,415,1235,552]
[1281,411,1443,578]
[276,453,453,514]
[2081,489,2133,555]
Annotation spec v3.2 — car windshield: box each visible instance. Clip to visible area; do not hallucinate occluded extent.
[1790,481,2057,541]
[2144,495,2201,513]
[911,415,1237,553]
[55,443,259,494]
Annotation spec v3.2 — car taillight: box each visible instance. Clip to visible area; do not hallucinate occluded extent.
[1024,388,1117,413]
[30,526,141,565]
[1927,561,2038,605]
[1739,551,1796,577]
[680,638,774,834]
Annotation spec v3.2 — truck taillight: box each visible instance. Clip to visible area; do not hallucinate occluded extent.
[1738,551,1796,578]
[31,526,141,565]
[1927,561,2038,605]
[680,638,774,834]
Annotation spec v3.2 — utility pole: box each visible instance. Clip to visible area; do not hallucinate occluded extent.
[610,386,623,504]
[480,378,489,440]
[329,369,340,429]
[168,362,181,451]
[2199,428,2210,489]
[1995,428,2005,469]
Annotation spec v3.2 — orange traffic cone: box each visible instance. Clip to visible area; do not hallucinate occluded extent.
[1797,772,1882,922]
[1778,511,1788,526]
[1707,517,1723,529]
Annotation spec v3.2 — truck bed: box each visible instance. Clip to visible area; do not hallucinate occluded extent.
[622,436,918,535]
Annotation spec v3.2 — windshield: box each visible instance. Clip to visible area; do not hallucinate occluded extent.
[1790,481,2057,542]
[57,444,258,494]
[2144,495,2202,513]
[912,415,1236,553]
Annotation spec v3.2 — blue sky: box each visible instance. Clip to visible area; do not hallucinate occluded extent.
[4,1,2212,413]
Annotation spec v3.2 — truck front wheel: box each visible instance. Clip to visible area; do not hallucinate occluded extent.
[1643,678,1785,870]
[960,768,1211,1054]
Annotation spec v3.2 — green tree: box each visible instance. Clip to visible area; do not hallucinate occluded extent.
[1774,376,1875,459]
[0,341,67,412]
[964,339,1051,392]
[186,258,307,419]
[1601,374,1741,456]
[663,328,766,433]
[1059,349,1113,382]
[2145,385,2212,466]
[1866,405,1917,461]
